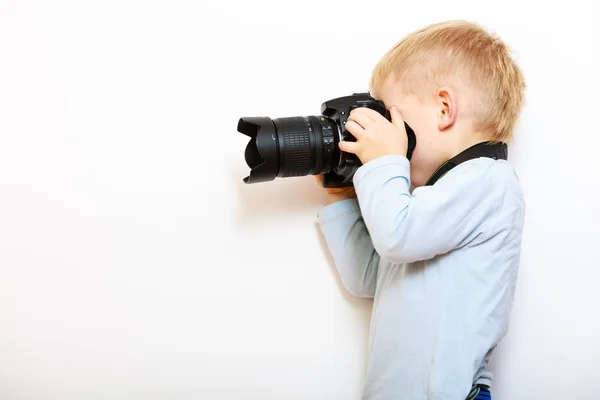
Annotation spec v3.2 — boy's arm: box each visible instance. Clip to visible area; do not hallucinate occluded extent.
[317,191,380,299]
[352,155,497,264]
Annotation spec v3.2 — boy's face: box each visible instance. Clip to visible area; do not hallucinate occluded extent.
[373,76,456,187]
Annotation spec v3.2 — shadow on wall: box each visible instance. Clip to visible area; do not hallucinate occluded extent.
[232,165,374,314]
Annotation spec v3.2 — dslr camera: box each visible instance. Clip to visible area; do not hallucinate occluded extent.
[237,92,416,188]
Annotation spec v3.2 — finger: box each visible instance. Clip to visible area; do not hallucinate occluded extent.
[338,140,361,155]
[389,105,406,132]
[344,120,366,139]
[348,111,375,130]
[351,107,386,123]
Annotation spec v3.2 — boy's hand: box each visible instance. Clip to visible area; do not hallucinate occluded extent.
[339,106,408,165]
[314,175,356,205]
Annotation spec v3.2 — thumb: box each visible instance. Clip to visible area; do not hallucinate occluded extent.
[338,140,360,156]
[390,106,405,131]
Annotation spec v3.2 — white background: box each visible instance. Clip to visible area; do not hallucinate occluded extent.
[1,0,599,399]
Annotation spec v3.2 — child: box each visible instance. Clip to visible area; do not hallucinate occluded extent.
[316,20,526,400]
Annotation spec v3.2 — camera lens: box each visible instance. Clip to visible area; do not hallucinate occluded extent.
[237,115,338,184]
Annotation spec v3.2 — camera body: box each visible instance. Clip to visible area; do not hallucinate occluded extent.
[319,92,415,187]
[237,92,416,188]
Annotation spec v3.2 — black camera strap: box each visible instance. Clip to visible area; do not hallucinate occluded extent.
[424,141,508,186]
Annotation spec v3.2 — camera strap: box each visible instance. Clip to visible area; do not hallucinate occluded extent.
[424,141,508,186]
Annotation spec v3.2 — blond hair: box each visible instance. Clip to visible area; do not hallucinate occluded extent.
[370,20,526,142]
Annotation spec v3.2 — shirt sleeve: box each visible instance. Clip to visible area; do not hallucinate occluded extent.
[352,155,498,264]
[317,198,380,298]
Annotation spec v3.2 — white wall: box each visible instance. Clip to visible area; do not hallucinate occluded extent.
[1,0,598,399]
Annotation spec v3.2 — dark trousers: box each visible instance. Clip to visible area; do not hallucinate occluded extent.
[465,384,491,400]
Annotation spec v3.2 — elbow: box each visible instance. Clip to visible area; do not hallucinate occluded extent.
[376,248,405,265]
[372,237,415,265]
[342,279,375,298]
[366,210,416,264]
[338,256,378,299]
[338,268,375,298]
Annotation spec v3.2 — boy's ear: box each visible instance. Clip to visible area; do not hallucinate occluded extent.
[437,88,457,131]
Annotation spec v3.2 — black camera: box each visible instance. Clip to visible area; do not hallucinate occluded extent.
[236,92,416,188]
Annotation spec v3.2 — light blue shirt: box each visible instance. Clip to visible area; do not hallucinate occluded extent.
[317,154,525,400]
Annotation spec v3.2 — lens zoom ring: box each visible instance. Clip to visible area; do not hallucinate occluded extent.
[275,118,312,177]
[312,117,323,175]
